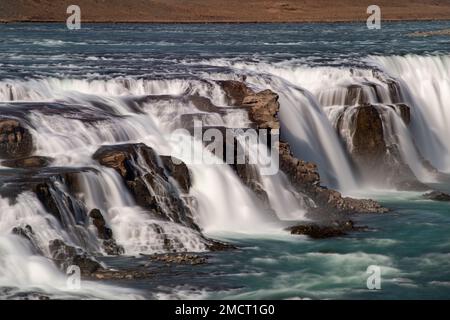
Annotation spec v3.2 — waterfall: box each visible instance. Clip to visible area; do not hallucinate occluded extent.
[370,55,450,173]
[206,56,448,188]
[0,77,308,253]
[2,54,448,298]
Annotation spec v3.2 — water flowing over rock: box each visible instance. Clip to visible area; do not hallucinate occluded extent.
[0,117,33,159]
[335,102,432,190]
[218,80,387,215]
[93,143,199,230]
[48,239,103,276]
[1,156,52,169]
[89,209,124,255]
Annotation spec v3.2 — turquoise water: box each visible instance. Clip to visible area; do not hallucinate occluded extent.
[1,22,450,299]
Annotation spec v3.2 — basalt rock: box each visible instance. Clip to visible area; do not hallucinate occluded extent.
[335,103,429,190]
[349,104,386,169]
[89,208,124,255]
[89,268,153,280]
[148,253,207,265]
[287,220,367,239]
[423,191,450,202]
[93,143,198,230]
[49,239,103,276]
[1,156,52,169]
[0,117,33,159]
[160,156,191,193]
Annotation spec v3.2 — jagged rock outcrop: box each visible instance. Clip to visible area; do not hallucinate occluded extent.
[218,80,387,215]
[0,117,33,159]
[93,143,198,230]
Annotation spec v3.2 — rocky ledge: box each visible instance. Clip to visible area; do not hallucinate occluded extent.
[218,80,387,217]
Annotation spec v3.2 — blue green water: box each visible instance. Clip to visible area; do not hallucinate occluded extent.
[1,22,450,299]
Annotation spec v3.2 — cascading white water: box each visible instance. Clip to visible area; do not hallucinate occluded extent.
[0,197,141,299]
[202,57,448,188]
[0,77,307,246]
[371,55,450,173]
[2,54,447,298]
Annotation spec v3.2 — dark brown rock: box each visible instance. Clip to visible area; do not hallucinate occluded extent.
[49,239,103,276]
[160,156,192,193]
[351,104,387,168]
[88,208,124,255]
[148,253,207,265]
[1,156,52,169]
[89,209,112,240]
[217,80,254,106]
[423,191,450,202]
[0,118,33,159]
[287,220,366,239]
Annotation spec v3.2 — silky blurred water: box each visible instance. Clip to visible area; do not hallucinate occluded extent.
[1,22,450,299]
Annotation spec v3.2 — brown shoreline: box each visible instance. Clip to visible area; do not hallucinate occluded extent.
[1,18,450,24]
[1,0,450,24]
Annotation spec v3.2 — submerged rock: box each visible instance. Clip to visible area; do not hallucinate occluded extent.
[1,156,52,169]
[148,253,208,265]
[287,220,367,239]
[89,268,153,280]
[0,117,33,159]
[49,239,103,276]
[423,191,450,202]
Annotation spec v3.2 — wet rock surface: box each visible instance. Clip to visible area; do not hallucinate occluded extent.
[287,220,367,239]
[335,102,437,190]
[423,191,450,202]
[0,117,33,159]
[49,239,103,276]
[148,253,208,265]
[89,209,124,255]
[1,156,52,169]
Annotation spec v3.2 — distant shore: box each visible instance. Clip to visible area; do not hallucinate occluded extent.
[1,0,450,24]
